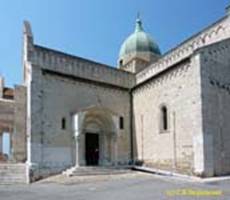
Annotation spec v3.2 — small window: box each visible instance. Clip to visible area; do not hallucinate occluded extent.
[119,116,124,130]
[160,106,168,132]
[119,59,123,67]
[62,118,66,130]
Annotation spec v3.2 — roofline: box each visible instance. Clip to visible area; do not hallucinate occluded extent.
[42,68,131,91]
[194,37,230,54]
[135,14,228,84]
[34,45,134,76]
[132,57,191,91]
[162,16,228,58]
[133,37,230,91]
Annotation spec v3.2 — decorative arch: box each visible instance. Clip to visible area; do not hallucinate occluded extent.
[72,106,120,166]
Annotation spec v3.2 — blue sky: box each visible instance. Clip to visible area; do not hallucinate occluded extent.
[0,0,229,87]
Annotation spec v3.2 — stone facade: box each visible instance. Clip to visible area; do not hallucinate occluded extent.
[1,6,230,182]
[132,58,201,175]
[199,39,230,176]
[23,25,135,180]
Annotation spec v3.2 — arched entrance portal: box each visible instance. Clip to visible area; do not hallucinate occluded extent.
[72,107,119,167]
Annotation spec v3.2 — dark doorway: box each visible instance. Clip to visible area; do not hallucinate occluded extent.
[85,133,99,166]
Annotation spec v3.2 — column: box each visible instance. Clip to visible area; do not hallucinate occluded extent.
[72,113,85,167]
[79,133,86,166]
[112,135,118,166]
[103,134,107,165]
[74,135,80,167]
[73,114,80,167]
[112,115,119,166]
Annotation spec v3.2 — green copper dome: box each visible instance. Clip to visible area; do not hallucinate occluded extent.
[119,17,161,57]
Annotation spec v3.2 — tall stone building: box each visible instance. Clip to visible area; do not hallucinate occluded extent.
[1,6,230,183]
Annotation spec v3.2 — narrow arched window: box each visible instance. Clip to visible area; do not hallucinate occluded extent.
[161,106,168,131]
[119,116,124,130]
[62,118,66,130]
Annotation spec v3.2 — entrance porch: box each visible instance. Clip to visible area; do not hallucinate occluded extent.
[72,107,120,167]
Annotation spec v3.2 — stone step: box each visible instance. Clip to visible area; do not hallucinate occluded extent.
[0,174,26,177]
[0,166,26,170]
[0,164,27,184]
[64,166,131,176]
[0,169,26,174]
[0,168,26,172]
[72,169,129,173]
[0,179,27,184]
[0,178,27,184]
[0,180,26,184]
[0,168,26,171]
[71,171,128,176]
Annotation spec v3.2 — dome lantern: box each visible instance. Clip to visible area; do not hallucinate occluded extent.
[135,17,144,32]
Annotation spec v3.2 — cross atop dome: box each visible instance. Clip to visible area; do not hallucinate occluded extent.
[135,13,144,32]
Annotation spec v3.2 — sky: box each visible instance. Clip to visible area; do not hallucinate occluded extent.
[0,0,229,87]
[0,0,229,153]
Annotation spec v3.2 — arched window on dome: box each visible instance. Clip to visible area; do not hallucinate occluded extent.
[160,105,169,132]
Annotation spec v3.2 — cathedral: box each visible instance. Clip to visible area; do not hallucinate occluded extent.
[1,6,230,183]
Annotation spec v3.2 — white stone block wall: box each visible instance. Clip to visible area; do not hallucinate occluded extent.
[28,63,131,179]
[200,39,230,176]
[132,57,203,175]
[32,46,136,89]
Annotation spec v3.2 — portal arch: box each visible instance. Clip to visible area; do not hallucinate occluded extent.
[72,106,119,166]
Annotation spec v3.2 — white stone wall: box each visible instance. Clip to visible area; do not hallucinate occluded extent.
[22,22,133,179]
[32,46,135,89]
[200,39,230,176]
[29,63,131,178]
[133,57,203,175]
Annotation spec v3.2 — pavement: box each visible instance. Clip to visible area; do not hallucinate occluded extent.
[0,171,230,200]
